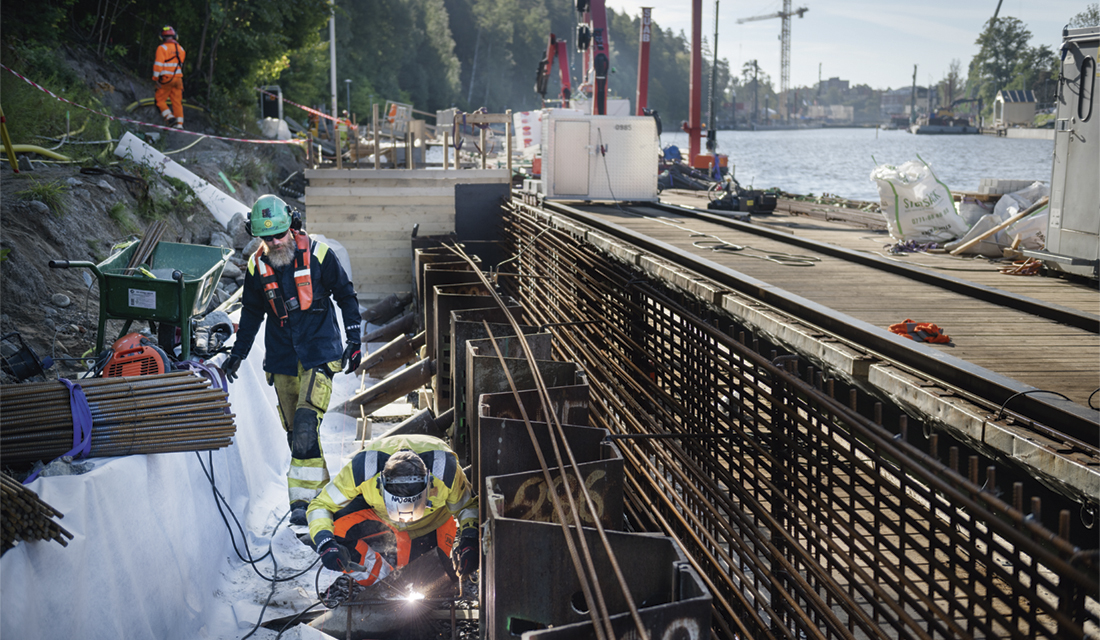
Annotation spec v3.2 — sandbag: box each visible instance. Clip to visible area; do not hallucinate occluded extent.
[870,159,969,242]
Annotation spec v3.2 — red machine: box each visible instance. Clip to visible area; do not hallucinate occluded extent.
[535,33,572,105]
[102,333,172,378]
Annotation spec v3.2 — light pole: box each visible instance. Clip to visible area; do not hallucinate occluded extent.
[345,79,352,116]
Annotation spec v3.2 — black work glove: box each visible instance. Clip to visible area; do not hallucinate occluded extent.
[222,354,242,383]
[456,529,479,575]
[341,341,362,374]
[317,538,351,572]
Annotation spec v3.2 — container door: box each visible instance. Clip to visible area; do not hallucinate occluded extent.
[552,120,590,196]
[1048,29,1099,277]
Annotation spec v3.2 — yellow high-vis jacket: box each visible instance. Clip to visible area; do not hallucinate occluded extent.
[307,435,478,544]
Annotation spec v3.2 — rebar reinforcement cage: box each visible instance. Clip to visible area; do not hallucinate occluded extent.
[500,202,1099,640]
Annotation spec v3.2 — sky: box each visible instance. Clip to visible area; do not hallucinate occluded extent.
[602,0,1092,90]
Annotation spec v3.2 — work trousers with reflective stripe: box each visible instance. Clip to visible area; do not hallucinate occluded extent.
[269,360,341,507]
[154,76,184,124]
[333,504,457,586]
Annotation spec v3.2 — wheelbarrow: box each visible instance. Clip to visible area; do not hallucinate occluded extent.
[49,241,232,361]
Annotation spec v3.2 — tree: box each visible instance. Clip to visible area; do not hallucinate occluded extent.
[1006,44,1058,105]
[940,59,962,107]
[1069,3,1099,27]
[966,16,1034,117]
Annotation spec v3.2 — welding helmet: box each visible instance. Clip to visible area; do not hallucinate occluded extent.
[248,194,293,237]
[161,26,177,39]
[380,451,431,523]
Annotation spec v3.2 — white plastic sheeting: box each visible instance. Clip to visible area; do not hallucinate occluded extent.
[1,319,373,640]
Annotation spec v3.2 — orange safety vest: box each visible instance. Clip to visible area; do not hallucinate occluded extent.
[153,40,186,83]
[888,319,951,344]
[248,231,314,326]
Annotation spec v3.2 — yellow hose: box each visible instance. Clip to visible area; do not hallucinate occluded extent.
[125,97,205,113]
[0,105,18,169]
[9,145,71,161]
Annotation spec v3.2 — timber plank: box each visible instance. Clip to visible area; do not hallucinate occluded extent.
[306,195,456,207]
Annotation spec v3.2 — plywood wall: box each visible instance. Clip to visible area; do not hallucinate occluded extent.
[304,169,510,302]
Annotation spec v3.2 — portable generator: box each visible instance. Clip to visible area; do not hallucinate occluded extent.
[102,333,172,378]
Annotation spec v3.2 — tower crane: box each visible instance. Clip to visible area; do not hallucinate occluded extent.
[737,1,808,120]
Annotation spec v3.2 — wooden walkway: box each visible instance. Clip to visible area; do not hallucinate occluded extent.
[591,191,1100,409]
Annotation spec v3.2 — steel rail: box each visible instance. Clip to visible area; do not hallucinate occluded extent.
[533,199,1100,447]
[643,201,1099,333]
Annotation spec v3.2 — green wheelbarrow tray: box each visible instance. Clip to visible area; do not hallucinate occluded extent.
[49,241,232,361]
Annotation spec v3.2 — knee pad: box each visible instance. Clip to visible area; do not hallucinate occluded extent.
[290,408,322,459]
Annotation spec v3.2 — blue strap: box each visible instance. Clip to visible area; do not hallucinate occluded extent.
[23,379,93,484]
[60,378,93,459]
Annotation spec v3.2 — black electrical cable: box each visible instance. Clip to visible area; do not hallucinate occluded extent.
[193,451,321,582]
[993,389,1075,421]
[276,601,324,639]
[194,451,272,568]
[1088,387,1099,410]
[194,448,327,637]
[240,510,286,640]
[595,128,626,215]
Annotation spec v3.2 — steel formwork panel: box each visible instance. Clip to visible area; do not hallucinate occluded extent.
[483,513,711,639]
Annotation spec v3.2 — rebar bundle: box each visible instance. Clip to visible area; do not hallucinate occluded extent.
[1,472,73,554]
[0,372,236,467]
[124,219,167,272]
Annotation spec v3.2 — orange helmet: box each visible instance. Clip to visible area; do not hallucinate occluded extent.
[161,25,177,39]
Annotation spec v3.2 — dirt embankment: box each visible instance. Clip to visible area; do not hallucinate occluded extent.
[1,50,306,381]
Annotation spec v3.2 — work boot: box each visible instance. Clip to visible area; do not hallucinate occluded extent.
[173,122,184,130]
[163,115,177,128]
[289,501,308,526]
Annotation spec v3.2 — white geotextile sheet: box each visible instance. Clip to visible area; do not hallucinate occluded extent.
[0,320,368,640]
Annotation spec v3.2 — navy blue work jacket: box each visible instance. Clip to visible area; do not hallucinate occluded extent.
[232,235,360,375]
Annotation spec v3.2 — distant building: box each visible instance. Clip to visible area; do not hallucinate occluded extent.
[817,77,850,94]
[806,105,854,122]
[994,90,1036,127]
[881,86,929,119]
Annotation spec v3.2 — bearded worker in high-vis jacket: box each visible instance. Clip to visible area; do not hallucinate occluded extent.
[307,435,480,585]
[222,194,362,526]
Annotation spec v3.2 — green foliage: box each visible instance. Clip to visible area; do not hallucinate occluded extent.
[0,0,75,45]
[1069,4,1099,27]
[966,16,1051,117]
[107,202,139,235]
[0,45,113,147]
[1,0,730,135]
[15,179,66,214]
[225,156,272,190]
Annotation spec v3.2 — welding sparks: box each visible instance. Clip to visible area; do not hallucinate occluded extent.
[405,586,425,601]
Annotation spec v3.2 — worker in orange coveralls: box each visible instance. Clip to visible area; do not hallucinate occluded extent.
[152,26,186,129]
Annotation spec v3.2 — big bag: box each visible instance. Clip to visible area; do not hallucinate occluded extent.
[870,158,969,242]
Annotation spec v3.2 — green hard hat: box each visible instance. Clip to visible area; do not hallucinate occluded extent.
[250,194,291,237]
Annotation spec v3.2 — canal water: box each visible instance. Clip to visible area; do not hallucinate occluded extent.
[658,128,1054,202]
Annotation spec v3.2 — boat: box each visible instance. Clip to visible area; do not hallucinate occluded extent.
[909,107,980,134]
